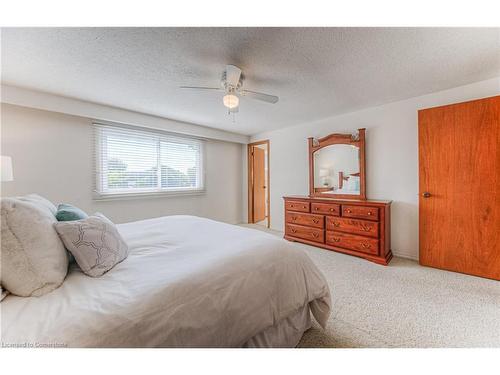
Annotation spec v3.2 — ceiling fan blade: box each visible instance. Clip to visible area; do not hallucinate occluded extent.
[180,86,222,91]
[240,90,279,104]
[225,65,242,87]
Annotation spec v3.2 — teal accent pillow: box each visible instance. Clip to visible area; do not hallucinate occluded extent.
[56,204,89,221]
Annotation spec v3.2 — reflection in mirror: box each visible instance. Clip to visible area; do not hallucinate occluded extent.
[313,144,360,195]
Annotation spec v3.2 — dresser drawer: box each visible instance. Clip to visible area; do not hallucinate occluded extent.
[285,200,310,213]
[341,205,379,221]
[286,212,324,229]
[286,224,324,243]
[326,231,379,255]
[311,203,340,216]
[326,217,379,238]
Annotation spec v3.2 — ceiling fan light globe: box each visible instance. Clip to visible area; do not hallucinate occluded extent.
[223,94,239,109]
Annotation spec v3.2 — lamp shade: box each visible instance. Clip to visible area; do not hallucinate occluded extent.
[1,155,14,182]
[319,168,329,177]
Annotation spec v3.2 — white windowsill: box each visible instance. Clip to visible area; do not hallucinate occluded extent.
[93,189,206,201]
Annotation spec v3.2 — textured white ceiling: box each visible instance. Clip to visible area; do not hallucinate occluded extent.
[1,28,499,135]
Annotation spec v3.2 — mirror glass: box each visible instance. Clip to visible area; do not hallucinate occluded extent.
[313,144,360,195]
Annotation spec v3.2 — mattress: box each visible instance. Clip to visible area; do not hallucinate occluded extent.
[1,215,331,347]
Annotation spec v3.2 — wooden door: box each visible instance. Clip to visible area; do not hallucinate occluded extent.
[252,146,267,223]
[419,95,499,280]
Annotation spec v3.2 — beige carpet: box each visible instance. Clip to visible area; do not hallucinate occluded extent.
[241,224,500,348]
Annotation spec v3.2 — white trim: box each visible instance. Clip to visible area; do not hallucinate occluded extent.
[1,84,249,144]
[392,250,419,261]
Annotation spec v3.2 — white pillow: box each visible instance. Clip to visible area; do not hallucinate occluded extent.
[346,176,360,191]
[1,197,69,297]
[54,213,129,277]
[17,193,57,215]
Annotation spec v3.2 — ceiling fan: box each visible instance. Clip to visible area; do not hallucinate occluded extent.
[180,65,279,114]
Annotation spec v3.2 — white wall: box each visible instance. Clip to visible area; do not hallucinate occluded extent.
[1,104,244,224]
[249,77,500,260]
[1,85,248,144]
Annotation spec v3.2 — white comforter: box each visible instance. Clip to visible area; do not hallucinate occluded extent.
[1,216,330,347]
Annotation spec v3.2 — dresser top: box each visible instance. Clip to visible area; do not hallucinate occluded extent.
[283,195,392,205]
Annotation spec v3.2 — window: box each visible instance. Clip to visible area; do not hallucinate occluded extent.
[94,123,204,198]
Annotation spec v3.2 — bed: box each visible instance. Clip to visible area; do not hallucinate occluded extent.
[1,215,331,348]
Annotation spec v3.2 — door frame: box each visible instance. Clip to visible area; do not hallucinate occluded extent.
[247,140,270,228]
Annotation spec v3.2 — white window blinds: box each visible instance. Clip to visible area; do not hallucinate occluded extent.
[94,123,204,197]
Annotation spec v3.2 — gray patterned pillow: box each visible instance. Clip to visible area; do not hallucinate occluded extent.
[54,213,128,277]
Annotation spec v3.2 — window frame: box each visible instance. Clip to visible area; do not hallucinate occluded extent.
[93,122,206,200]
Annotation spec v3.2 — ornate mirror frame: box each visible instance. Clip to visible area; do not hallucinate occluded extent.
[308,128,366,200]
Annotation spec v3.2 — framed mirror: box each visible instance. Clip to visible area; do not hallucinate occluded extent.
[308,128,366,200]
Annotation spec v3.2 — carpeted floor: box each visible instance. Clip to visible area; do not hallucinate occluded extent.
[242,224,500,348]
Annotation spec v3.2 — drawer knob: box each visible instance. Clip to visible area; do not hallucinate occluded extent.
[368,212,372,216]
[332,238,340,242]
[290,205,294,208]
[315,207,319,210]
[302,206,307,209]
[329,208,334,212]
[291,229,297,233]
[360,224,371,231]
[333,222,340,227]
[312,218,319,224]
[292,216,297,221]
[361,243,371,249]
[346,209,352,213]
[312,233,319,238]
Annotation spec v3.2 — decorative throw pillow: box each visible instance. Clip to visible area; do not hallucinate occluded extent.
[346,176,360,191]
[56,203,89,221]
[54,213,129,277]
[1,197,69,297]
[18,193,57,215]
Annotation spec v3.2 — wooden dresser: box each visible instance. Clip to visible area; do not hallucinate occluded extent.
[283,196,392,265]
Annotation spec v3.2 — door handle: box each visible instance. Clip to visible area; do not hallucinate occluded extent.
[422,192,431,198]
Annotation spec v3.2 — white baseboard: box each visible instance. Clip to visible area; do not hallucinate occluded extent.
[392,250,419,261]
